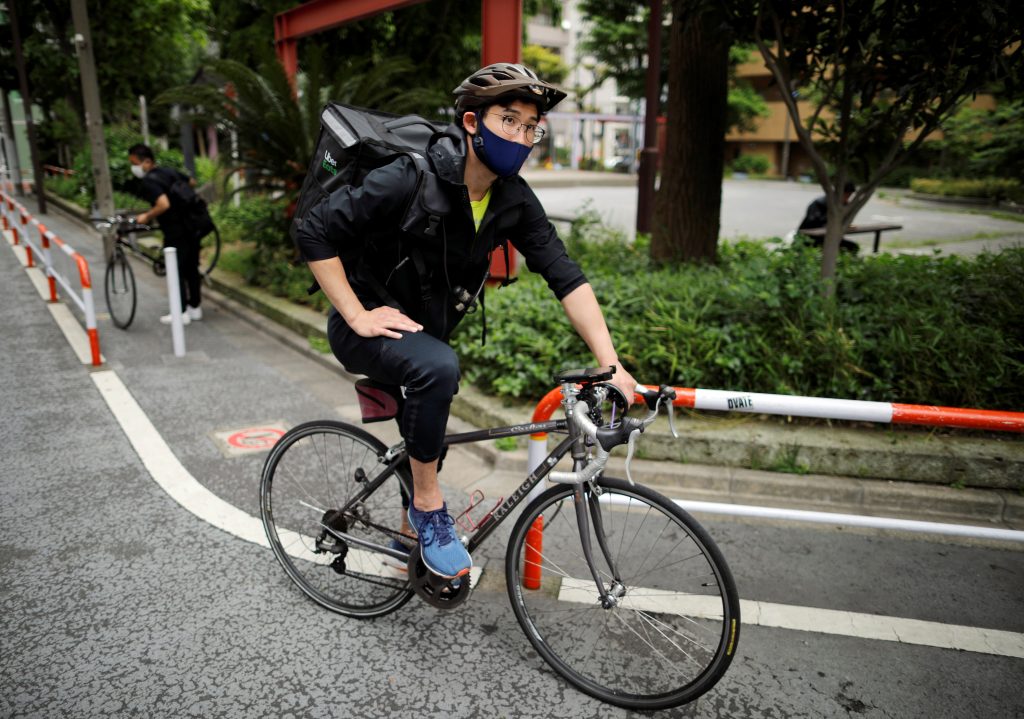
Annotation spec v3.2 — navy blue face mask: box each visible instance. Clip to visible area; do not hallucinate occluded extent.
[471,112,534,178]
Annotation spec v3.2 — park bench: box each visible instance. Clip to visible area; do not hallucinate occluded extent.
[800,223,903,253]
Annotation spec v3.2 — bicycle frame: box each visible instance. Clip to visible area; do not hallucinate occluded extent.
[326,418,576,562]
[113,230,163,270]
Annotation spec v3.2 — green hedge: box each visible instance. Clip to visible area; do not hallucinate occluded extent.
[910,176,1022,202]
[731,154,771,175]
[450,219,1024,410]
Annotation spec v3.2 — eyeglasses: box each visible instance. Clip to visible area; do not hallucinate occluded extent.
[485,113,546,145]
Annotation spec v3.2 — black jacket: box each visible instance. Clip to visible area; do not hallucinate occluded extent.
[296,124,586,340]
[139,166,191,240]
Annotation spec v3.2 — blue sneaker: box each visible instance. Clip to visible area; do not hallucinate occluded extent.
[407,502,472,579]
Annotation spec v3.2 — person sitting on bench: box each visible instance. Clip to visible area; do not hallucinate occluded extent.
[796,181,859,254]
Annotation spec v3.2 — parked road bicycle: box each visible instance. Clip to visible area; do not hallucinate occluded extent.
[260,367,740,710]
[92,215,221,330]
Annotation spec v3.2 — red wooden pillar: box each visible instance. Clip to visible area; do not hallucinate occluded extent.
[482,0,523,282]
[482,0,522,65]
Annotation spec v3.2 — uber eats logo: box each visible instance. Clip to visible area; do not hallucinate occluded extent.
[321,150,338,176]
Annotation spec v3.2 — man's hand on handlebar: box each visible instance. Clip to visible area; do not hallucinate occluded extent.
[608,362,638,408]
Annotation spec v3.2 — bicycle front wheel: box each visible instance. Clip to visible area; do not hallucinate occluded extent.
[260,420,414,619]
[104,250,137,329]
[506,478,740,710]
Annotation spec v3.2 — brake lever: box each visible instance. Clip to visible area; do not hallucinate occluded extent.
[623,426,642,485]
[667,400,679,439]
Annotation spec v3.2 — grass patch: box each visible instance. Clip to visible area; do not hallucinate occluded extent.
[308,336,330,354]
[494,436,519,451]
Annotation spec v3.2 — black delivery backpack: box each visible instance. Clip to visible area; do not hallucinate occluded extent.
[289,103,451,247]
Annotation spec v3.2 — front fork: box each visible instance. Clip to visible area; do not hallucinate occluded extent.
[573,482,625,608]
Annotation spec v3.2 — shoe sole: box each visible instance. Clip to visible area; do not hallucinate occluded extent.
[419,556,472,580]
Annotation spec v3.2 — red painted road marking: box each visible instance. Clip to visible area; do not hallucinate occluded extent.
[226,427,285,450]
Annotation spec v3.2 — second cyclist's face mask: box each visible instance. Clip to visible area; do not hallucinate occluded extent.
[130,163,147,179]
[471,111,533,178]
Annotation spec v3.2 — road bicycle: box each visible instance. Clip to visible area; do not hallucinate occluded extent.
[260,367,740,710]
[93,214,222,329]
[91,216,146,329]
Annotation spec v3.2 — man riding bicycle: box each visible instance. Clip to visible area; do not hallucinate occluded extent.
[295,64,637,582]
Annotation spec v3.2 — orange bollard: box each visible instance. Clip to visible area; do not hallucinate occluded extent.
[523,515,544,590]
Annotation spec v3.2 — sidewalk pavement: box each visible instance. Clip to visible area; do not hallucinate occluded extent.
[23,194,1024,531]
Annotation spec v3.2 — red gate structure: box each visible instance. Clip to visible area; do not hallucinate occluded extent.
[273,0,524,282]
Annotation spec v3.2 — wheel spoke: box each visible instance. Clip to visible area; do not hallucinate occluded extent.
[261,422,414,618]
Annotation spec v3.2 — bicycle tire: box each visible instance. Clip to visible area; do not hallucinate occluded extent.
[260,420,415,619]
[104,249,137,329]
[200,226,220,278]
[506,478,740,710]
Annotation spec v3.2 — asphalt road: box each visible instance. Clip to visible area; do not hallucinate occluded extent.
[2,207,1022,718]
[533,178,1024,255]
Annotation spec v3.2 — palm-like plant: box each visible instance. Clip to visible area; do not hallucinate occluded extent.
[157,51,447,204]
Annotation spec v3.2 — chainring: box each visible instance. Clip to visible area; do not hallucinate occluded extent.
[407,545,472,610]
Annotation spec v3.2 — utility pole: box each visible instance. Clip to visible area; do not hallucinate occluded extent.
[8,0,47,211]
[1,91,25,196]
[70,0,115,230]
[636,0,662,234]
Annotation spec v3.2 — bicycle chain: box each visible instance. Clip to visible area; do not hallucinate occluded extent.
[322,510,416,591]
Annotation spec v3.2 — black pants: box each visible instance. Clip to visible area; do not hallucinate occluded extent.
[328,308,460,463]
[164,233,201,309]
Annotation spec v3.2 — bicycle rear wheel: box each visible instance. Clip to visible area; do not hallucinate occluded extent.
[506,478,740,710]
[260,420,414,618]
[104,249,137,329]
[199,226,220,278]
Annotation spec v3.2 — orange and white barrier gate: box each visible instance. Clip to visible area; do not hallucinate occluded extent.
[1,189,102,366]
[523,385,1024,587]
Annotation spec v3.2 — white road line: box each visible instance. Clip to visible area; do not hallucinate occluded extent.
[92,365,1023,659]
[91,369,268,548]
[557,579,1024,659]
[48,303,102,365]
[25,266,51,300]
[741,600,1024,658]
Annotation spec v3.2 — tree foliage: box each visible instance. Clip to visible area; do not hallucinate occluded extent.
[156,52,440,221]
[577,0,767,127]
[938,99,1024,180]
[726,0,1024,288]
[1,0,209,163]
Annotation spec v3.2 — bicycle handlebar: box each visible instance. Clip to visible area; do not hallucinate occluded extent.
[92,214,153,235]
[550,384,679,486]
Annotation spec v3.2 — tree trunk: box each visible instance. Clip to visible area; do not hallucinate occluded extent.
[651,1,731,264]
[821,201,843,291]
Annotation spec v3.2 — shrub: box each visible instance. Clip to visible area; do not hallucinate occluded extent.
[731,154,771,175]
[210,196,332,313]
[910,177,1022,201]
[450,220,1024,411]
